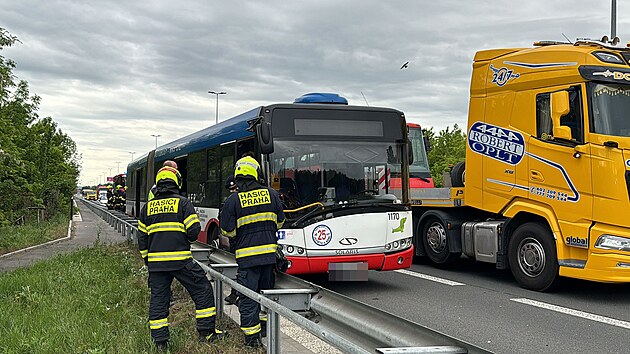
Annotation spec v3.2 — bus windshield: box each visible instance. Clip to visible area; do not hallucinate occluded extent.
[270,139,405,210]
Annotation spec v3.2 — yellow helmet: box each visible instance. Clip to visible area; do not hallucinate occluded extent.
[234,156,259,180]
[155,166,182,187]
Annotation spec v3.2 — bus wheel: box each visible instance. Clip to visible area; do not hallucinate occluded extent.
[508,222,559,292]
[210,227,220,248]
[421,216,460,265]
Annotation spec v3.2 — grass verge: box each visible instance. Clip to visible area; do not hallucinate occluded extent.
[0,242,263,354]
[0,214,69,255]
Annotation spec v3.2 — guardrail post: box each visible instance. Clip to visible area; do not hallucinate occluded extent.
[267,310,280,354]
[214,277,223,319]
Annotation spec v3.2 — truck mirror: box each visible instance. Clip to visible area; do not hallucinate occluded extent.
[551,91,572,140]
[423,135,431,152]
[256,122,274,154]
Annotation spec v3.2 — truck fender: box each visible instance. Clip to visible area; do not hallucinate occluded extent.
[501,198,561,235]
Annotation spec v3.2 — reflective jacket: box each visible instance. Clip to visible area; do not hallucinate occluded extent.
[220,179,285,268]
[138,181,201,271]
[148,184,157,201]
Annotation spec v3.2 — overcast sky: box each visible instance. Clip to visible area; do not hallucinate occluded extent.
[2,0,626,185]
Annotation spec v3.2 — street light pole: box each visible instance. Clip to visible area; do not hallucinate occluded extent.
[115,161,121,174]
[151,134,161,149]
[208,90,227,125]
[129,151,136,161]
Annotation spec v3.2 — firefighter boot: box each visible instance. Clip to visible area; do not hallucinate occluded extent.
[199,329,227,343]
[154,340,168,352]
[245,334,263,348]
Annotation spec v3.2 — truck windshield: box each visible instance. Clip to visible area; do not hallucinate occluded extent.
[270,139,405,210]
[408,126,431,177]
[589,83,630,137]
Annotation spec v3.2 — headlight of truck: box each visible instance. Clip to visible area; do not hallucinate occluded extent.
[595,234,630,252]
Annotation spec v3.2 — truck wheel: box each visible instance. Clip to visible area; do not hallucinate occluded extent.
[421,216,460,265]
[508,222,559,291]
[451,161,465,187]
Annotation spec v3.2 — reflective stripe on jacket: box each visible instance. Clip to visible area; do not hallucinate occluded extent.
[138,185,201,272]
[219,183,285,268]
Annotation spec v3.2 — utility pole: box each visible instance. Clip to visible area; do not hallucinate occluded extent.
[612,0,617,39]
[208,91,227,124]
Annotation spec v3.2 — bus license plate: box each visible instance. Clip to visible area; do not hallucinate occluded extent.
[328,262,368,281]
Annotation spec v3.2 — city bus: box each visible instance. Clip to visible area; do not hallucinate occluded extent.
[126,93,414,275]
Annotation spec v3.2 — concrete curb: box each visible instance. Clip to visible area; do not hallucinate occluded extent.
[0,220,73,259]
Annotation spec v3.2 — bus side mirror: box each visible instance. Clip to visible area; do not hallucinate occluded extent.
[551,91,572,140]
[256,122,274,154]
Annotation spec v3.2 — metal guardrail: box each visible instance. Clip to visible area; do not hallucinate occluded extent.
[78,198,492,354]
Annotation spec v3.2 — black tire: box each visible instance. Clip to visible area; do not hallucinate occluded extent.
[420,216,461,265]
[451,161,465,187]
[209,226,220,248]
[508,222,559,292]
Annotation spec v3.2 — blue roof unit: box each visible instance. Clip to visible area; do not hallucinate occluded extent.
[294,93,348,105]
[154,106,262,161]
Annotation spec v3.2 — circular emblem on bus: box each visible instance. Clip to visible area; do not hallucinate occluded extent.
[312,225,332,246]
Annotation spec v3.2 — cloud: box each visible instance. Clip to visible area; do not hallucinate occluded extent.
[2,0,626,184]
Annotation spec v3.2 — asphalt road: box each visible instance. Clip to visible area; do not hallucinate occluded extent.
[302,257,630,354]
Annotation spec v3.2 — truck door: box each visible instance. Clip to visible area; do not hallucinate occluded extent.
[527,85,593,263]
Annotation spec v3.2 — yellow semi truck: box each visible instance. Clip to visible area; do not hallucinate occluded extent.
[412,38,630,291]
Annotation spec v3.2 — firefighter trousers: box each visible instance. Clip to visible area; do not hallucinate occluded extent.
[237,264,275,342]
[148,261,216,343]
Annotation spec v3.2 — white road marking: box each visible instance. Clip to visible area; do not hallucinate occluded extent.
[511,298,630,330]
[394,269,465,286]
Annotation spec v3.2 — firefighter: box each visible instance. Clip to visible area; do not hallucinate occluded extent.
[138,166,224,350]
[149,160,178,201]
[219,156,285,348]
[222,175,240,306]
[114,185,126,210]
[106,185,114,210]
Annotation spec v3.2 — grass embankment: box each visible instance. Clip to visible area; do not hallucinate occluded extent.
[0,214,69,255]
[0,242,263,354]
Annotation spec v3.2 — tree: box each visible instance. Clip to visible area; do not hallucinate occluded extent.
[424,124,467,187]
[0,28,80,225]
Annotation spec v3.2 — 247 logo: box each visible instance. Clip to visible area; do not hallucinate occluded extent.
[490,65,520,87]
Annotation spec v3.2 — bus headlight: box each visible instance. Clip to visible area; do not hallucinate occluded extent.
[385,238,412,253]
[286,245,295,254]
[297,247,304,255]
[595,234,630,252]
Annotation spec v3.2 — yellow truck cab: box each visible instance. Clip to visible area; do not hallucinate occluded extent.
[412,38,630,291]
[85,190,97,200]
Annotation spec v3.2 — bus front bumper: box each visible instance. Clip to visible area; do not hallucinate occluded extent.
[286,246,414,275]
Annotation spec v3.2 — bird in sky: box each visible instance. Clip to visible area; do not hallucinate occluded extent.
[400,61,409,69]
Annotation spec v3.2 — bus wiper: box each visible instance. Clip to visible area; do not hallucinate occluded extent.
[290,201,359,227]
[290,204,326,227]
